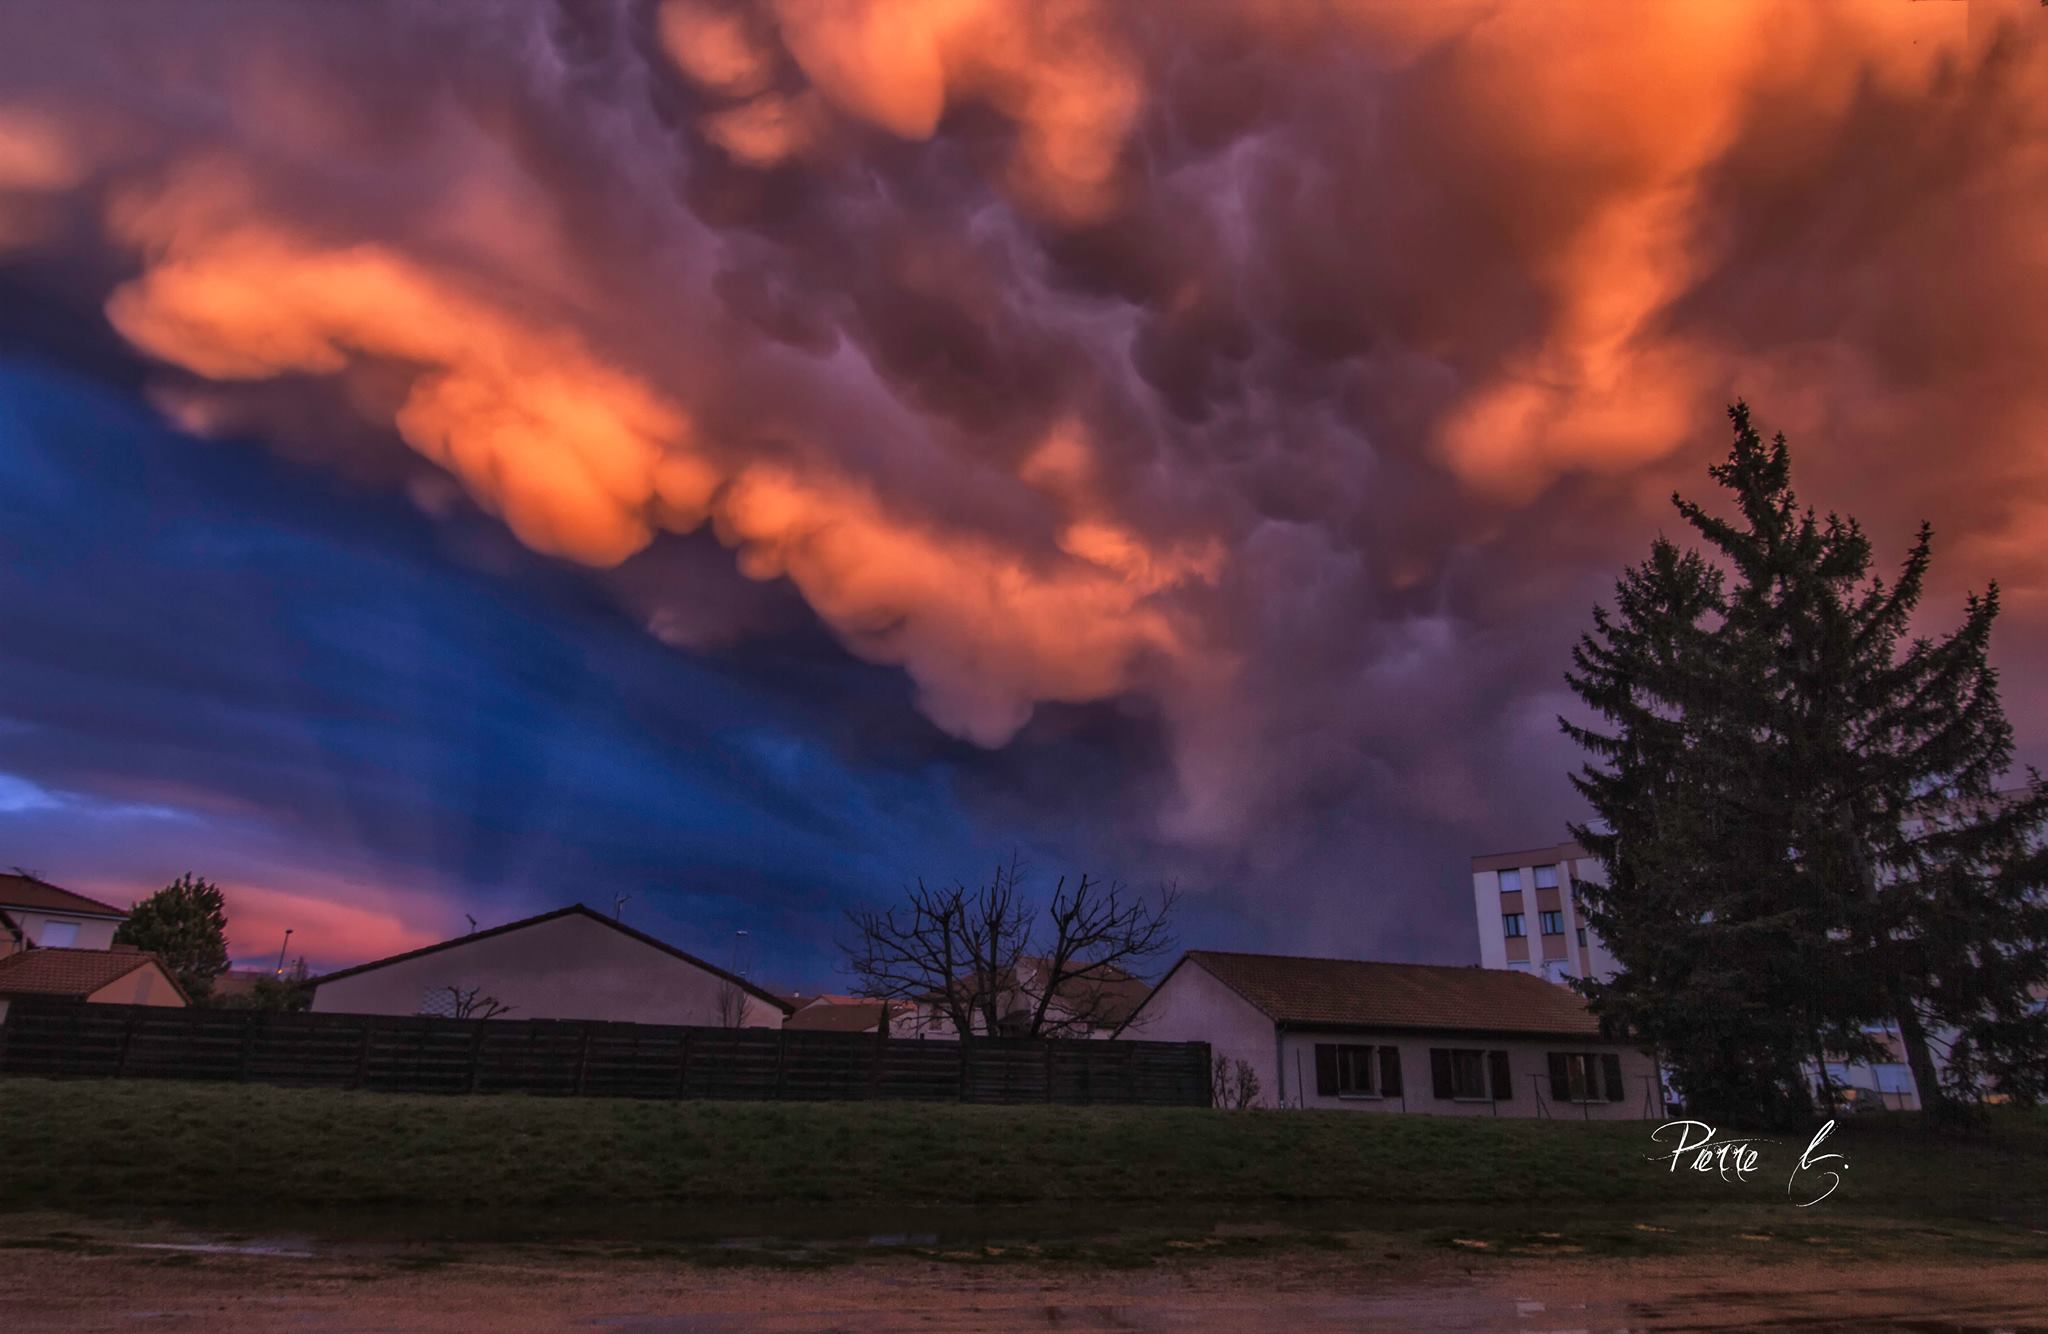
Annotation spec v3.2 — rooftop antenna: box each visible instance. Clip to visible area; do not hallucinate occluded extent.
[465,913,478,935]
[613,893,631,921]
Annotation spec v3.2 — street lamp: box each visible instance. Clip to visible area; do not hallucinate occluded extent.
[274,928,294,977]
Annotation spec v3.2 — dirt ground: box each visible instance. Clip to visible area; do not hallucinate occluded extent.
[3,1225,2046,1332]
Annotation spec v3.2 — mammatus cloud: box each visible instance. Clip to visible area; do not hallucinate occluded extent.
[1,0,2043,885]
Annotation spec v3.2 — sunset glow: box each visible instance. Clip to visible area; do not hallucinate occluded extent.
[2,0,2044,976]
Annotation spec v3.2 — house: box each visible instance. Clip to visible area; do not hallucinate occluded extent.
[0,945,188,1023]
[1122,950,1661,1117]
[893,956,1152,1040]
[785,995,915,1034]
[308,904,793,1027]
[0,872,128,955]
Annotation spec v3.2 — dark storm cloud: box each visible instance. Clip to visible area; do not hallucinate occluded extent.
[0,361,1021,978]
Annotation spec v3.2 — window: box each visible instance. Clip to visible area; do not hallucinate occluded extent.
[1324,1044,1375,1095]
[1548,1051,1625,1103]
[1533,864,1559,889]
[1539,910,1564,936]
[1576,926,1588,947]
[1431,1047,1511,1101]
[1497,868,1522,893]
[1501,912,1525,938]
[1449,1049,1486,1098]
[38,921,79,947]
[1314,1043,1404,1099]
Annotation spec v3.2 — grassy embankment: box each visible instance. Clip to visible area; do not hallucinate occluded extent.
[2,1078,2043,1265]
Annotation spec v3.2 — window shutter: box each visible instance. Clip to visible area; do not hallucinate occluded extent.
[1378,1046,1403,1098]
[1314,1043,1339,1097]
[1429,1048,1453,1099]
[1602,1052,1625,1102]
[1547,1052,1571,1102]
[1488,1050,1512,1102]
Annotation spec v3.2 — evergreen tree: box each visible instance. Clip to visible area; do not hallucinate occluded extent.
[1562,531,1827,1126]
[114,873,231,1001]
[1565,403,2047,1125]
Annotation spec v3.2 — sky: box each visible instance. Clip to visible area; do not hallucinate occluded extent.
[1,1,2045,990]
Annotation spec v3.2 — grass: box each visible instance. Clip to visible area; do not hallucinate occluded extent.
[0,1078,2042,1262]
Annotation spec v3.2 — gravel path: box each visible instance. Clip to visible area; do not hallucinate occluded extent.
[4,1227,2046,1331]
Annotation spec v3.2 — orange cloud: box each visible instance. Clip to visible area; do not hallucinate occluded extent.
[4,0,2042,858]
[664,0,1140,218]
[100,160,1216,749]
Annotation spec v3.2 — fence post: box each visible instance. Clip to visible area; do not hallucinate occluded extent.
[467,1021,487,1095]
[353,1021,373,1089]
[676,1029,692,1100]
[958,1041,971,1103]
[237,1011,256,1083]
[574,1023,593,1096]
[775,1030,789,1099]
[115,1011,139,1078]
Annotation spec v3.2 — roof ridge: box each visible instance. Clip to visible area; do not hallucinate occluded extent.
[1187,948,1498,973]
[0,944,186,1004]
[0,872,129,917]
[1180,949,1604,1039]
[311,903,794,1012]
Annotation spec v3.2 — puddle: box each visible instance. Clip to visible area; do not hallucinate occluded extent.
[124,1239,317,1259]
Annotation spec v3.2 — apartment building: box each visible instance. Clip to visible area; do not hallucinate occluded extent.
[1471,839,1924,1109]
[1469,842,1614,986]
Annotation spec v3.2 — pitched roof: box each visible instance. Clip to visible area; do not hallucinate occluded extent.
[1164,950,1604,1038]
[0,946,184,1002]
[307,904,794,1013]
[919,957,1152,1025]
[0,872,128,919]
[786,1000,912,1033]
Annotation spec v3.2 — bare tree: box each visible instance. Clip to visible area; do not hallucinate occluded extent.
[714,974,750,1028]
[1211,1054,1263,1110]
[842,855,1176,1040]
[445,985,513,1020]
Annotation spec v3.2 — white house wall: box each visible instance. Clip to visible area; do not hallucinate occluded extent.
[311,913,783,1027]
[1122,960,1284,1102]
[2,909,121,952]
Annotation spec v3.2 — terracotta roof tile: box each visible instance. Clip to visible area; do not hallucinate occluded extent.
[0,947,167,999]
[786,1000,913,1033]
[0,873,127,918]
[1185,950,1603,1037]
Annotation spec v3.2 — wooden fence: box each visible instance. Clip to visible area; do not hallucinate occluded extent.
[0,1001,1211,1106]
